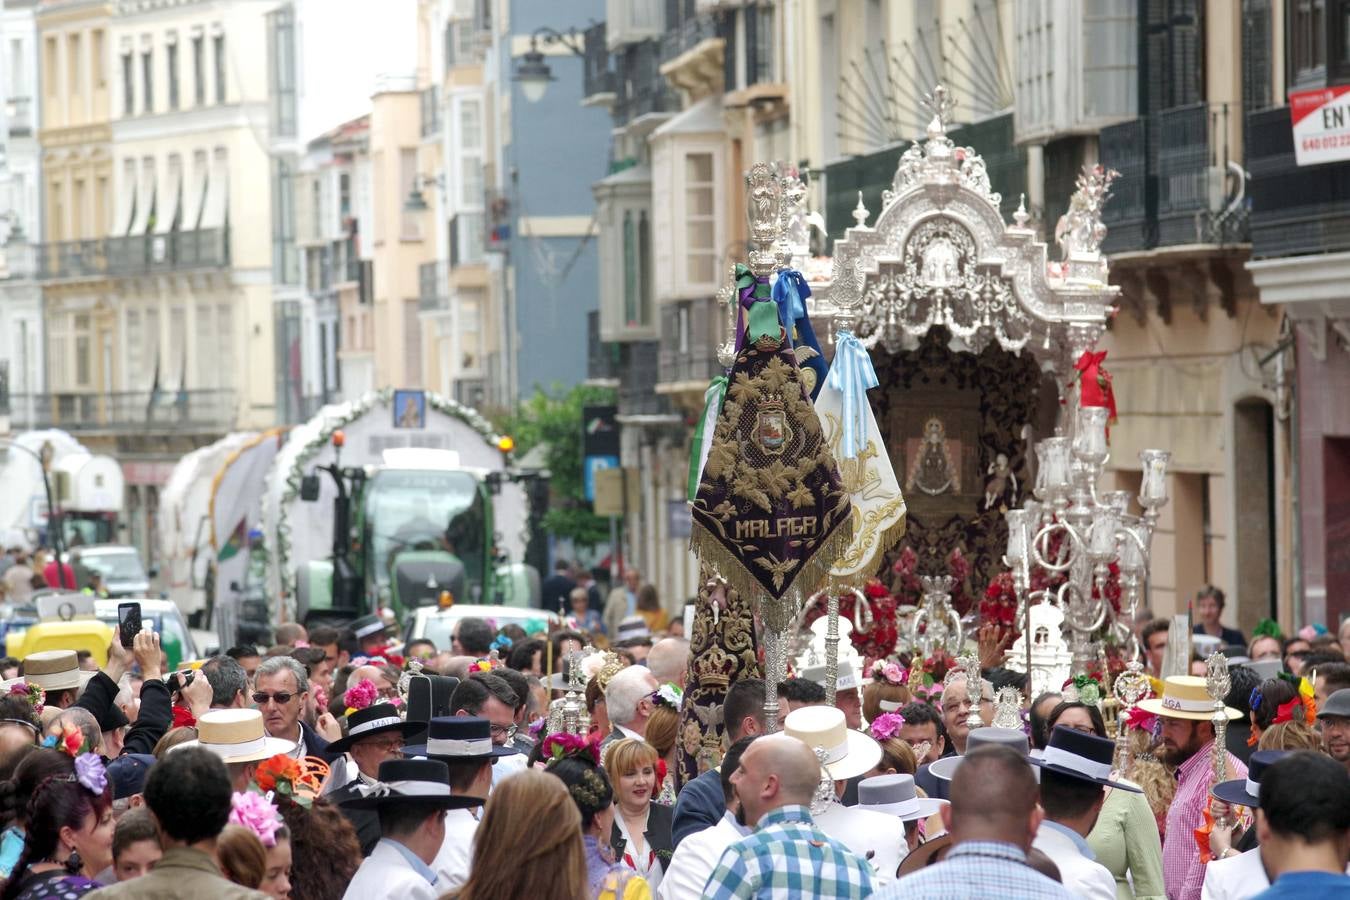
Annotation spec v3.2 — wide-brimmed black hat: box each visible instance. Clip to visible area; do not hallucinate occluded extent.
[404,715,518,761]
[1211,749,1288,808]
[338,758,482,811]
[350,614,388,642]
[326,703,424,754]
[1029,726,1142,793]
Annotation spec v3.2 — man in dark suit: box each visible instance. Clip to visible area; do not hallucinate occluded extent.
[254,655,339,762]
[671,678,766,848]
[540,559,577,614]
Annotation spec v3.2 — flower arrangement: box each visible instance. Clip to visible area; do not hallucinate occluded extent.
[802,578,899,664]
[254,755,301,794]
[1122,705,1159,735]
[1063,674,1104,706]
[230,791,284,847]
[253,754,326,807]
[979,571,1019,630]
[8,682,43,716]
[869,712,906,742]
[869,660,907,687]
[653,683,683,711]
[343,679,378,716]
[541,732,601,767]
[42,721,94,758]
[469,658,499,674]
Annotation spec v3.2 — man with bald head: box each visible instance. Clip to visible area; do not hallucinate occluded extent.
[646,638,689,689]
[876,744,1074,898]
[701,733,874,898]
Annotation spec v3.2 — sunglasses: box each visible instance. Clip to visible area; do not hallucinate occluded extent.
[252,691,299,705]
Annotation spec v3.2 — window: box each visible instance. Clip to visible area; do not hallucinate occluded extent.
[167,41,179,109]
[74,314,91,388]
[1290,0,1326,87]
[141,47,154,113]
[121,52,134,116]
[339,172,351,217]
[272,157,298,284]
[623,210,638,324]
[213,34,225,103]
[456,98,483,207]
[684,152,716,284]
[44,36,56,98]
[125,310,142,389]
[459,98,482,148]
[268,7,296,136]
[192,36,204,105]
[400,148,421,240]
[92,30,105,88]
[68,33,81,98]
[1330,0,1350,85]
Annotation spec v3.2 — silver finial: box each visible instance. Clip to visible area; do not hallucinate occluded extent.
[920,84,956,140]
[852,192,870,229]
[1014,193,1030,229]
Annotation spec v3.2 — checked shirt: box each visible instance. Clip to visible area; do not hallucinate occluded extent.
[873,840,1076,900]
[700,804,873,900]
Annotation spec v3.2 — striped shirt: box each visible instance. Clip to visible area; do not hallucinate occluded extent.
[874,840,1076,900]
[1162,740,1246,900]
[701,804,873,899]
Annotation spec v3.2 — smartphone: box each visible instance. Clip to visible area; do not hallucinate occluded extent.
[117,602,142,648]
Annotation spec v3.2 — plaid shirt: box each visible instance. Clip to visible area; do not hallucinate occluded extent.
[701,804,873,899]
[873,840,1076,900]
[1162,739,1247,900]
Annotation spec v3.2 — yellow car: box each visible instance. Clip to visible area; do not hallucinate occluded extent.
[6,619,116,667]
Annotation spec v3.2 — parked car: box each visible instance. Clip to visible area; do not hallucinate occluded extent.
[405,604,561,652]
[1,594,200,670]
[69,545,154,598]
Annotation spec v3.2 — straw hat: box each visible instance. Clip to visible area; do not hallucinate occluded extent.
[782,706,881,781]
[176,709,297,763]
[23,650,94,692]
[1137,675,1241,721]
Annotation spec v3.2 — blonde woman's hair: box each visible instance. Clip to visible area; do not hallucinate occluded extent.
[645,705,680,758]
[875,737,917,776]
[217,824,266,889]
[1124,728,1175,823]
[152,726,198,758]
[862,682,912,725]
[1257,720,1322,752]
[603,737,660,778]
[457,769,588,900]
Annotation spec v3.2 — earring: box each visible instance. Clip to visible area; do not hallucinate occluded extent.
[64,847,82,875]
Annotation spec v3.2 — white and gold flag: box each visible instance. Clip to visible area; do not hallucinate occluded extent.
[816,331,906,578]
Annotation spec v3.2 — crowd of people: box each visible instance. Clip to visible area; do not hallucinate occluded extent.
[0,573,1344,899]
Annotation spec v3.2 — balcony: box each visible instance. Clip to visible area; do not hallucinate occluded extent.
[419,260,448,312]
[0,242,37,280]
[420,86,441,139]
[35,229,231,280]
[658,12,723,97]
[1247,106,1350,259]
[5,390,237,433]
[656,297,724,410]
[450,213,485,268]
[586,310,620,384]
[606,0,662,49]
[6,97,32,136]
[619,342,673,418]
[613,41,678,126]
[1099,104,1250,254]
[582,22,616,105]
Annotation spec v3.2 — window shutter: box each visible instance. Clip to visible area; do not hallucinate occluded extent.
[1241,0,1272,112]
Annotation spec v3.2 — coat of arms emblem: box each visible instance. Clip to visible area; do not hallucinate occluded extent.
[756,401,790,453]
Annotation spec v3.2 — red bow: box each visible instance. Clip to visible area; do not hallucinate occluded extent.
[171,705,197,729]
[654,757,668,793]
[1073,350,1118,426]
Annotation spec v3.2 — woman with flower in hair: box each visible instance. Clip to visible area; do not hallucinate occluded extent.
[866,713,918,777]
[601,739,672,892]
[228,792,291,900]
[643,686,682,806]
[0,748,113,900]
[862,660,911,725]
[543,736,651,899]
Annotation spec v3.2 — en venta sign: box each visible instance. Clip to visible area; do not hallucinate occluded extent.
[1291,86,1350,166]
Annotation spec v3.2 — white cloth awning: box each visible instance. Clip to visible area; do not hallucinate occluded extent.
[156,161,182,234]
[199,152,229,229]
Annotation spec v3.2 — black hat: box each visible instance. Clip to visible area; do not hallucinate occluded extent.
[326,703,423,754]
[1211,749,1288,808]
[404,715,518,761]
[1029,726,1143,792]
[338,758,482,811]
[106,753,156,801]
[350,615,387,642]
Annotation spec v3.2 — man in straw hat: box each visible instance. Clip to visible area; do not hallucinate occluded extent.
[23,649,96,709]
[874,743,1074,899]
[702,731,873,898]
[1138,674,1246,900]
[782,705,903,887]
[340,758,482,900]
[1029,726,1143,900]
[177,708,297,790]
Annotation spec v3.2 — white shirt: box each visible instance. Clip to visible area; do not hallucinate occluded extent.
[813,802,906,888]
[1033,820,1117,900]
[343,839,438,900]
[490,749,528,789]
[432,807,480,893]
[615,805,664,891]
[656,811,748,900]
[1202,848,1268,900]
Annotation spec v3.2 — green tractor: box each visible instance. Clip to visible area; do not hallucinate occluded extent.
[294,446,539,626]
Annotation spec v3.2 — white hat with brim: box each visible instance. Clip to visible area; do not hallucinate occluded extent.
[783,706,882,782]
[1136,675,1241,721]
[175,708,297,764]
[23,650,96,693]
[857,773,947,822]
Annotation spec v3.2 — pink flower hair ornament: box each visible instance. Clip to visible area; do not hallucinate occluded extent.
[869,660,907,687]
[869,712,907,742]
[229,791,284,847]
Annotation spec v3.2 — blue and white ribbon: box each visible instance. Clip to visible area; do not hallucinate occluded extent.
[826,330,879,459]
[771,269,811,348]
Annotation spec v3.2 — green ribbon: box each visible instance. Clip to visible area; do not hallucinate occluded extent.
[688,375,728,501]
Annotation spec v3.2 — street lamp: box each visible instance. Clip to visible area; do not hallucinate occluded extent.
[511,27,584,104]
[404,174,445,213]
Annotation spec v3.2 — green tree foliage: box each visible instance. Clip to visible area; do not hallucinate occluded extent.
[507,383,615,547]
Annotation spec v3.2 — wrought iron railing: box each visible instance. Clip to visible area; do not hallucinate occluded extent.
[583,22,615,100]
[1247,105,1350,259]
[658,12,718,64]
[1100,116,1154,253]
[621,342,672,417]
[4,390,237,431]
[6,96,32,136]
[419,260,448,311]
[35,229,231,280]
[613,40,677,126]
